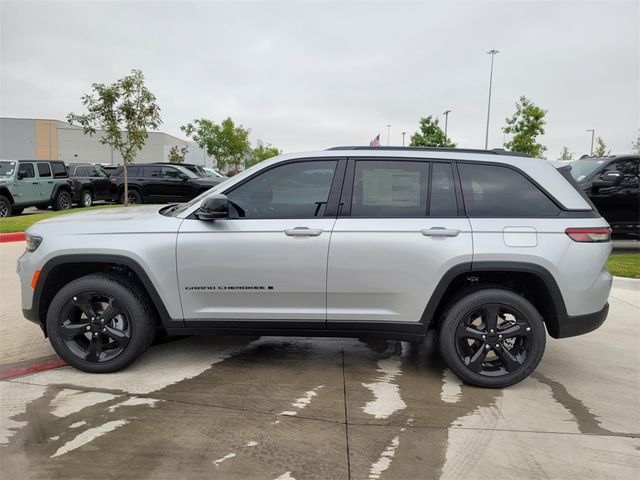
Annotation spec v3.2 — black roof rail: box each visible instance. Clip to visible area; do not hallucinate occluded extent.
[325,146,532,157]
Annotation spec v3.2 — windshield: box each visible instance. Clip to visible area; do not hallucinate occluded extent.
[569,158,607,181]
[0,161,16,177]
[173,165,198,179]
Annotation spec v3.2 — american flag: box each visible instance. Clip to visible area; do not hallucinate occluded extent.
[369,134,381,147]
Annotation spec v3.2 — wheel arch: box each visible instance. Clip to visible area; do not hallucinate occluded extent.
[50,183,72,200]
[1,186,15,204]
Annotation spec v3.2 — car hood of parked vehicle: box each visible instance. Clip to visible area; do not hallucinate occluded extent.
[27,205,182,237]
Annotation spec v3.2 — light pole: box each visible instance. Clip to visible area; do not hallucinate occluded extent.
[401,131,406,146]
[386,124,392,146]
[586,129,595,156]
[443,110,451,139]
[484,49,499,149]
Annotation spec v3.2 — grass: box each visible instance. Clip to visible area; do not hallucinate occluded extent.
[0,204,123,233]
[607,254,640,279]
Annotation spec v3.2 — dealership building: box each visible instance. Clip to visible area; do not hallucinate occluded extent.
[0,117,215,166]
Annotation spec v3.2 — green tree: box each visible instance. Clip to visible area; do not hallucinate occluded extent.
[502,96,547,158]
[409,116,455,147]
[632,130,640,154]
[248,143,281,167]
[593,137,609,157]
[168,145,188,163]
[67,69,161,206]
[181,117,250,172]
[559,146,574,160]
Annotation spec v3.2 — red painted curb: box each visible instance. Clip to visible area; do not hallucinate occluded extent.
[0,358,67,381]
[0,232,26,243]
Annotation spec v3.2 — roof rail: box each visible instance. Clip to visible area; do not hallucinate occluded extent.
[325,146,532,157]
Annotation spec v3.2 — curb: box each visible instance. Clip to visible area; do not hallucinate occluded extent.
[0,358,67,381]
[0,232,26,243]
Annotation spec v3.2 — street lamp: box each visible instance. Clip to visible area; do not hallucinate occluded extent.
[401,131,407,146]
[586,129,595,156]
[386,124,392,146]
[443,110,451,139]
[484,49,499,149]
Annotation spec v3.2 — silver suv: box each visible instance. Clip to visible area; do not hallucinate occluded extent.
[18,147,612,387]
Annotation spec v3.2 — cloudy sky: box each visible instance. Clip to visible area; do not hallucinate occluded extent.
[1,0,638,158]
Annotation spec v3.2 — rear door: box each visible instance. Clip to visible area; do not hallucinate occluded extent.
[326,158,473,327]
[36,162,54,201]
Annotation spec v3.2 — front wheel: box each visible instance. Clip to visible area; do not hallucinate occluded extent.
[439,288,546,388]
[0,195,11,217]
[46,273,155,373]
[52,190,72,211]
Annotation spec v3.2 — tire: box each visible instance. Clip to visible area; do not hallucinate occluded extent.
[52,190,72,211]
[439,288,546,388]
[46,273,156,373]
[119,189,142,205]
[11,207,24,215]
[0,195,11,217]
[80,190,93,207]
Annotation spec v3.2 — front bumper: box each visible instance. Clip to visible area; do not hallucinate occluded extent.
[554,303,609,338]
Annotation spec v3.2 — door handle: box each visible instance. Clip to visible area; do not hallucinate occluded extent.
[421,227,461,237]
[32,182,39,185]
[284,227,323,237]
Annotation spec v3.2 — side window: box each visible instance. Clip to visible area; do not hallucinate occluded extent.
[227,160,337,219]
[430,163,457,216]
[459,163,559,217]
[37,163,52,178]
[19,163,35,178]
[351,161,429,217]
[127,166,141,177]
[161,166,180,179]
[145,166,162,177]
[51,162,67,178]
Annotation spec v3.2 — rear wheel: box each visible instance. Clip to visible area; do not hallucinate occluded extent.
[52,190,72,211]
[0,196,11,217]
[439,288,546,388]
[80,190,93,207]
[46,273,155,373]
[119,189,142,205]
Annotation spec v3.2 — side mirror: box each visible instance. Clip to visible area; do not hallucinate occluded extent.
[195,194,229,220]
[179,174,190,181]
[17,170,27,180]
[592,172,622,188]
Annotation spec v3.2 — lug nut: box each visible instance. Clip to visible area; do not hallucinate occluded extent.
[93,332,99,337]
[526,327,531,331]
[91,317,95,321]
[102,328,107,333]
[498,334,503,339]
[482,335,486,340]
[485,344,490,350]
[495,344,501,349]
[86,326,91,331]
[73,297,77,301]
[490,329,494,333]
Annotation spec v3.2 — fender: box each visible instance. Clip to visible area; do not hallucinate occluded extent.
[0,186,15,204]
[50,182,72,200]
[30,254,173,330]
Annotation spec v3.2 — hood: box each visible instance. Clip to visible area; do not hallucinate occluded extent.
[192,177,222,186]
[27,205,183,237]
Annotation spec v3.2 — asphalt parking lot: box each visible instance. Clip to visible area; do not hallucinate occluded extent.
[0,241,639,479]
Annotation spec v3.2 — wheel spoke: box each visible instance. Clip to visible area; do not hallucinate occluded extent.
[101,299,123,322]
[74,295,97,320]
[494,345,521,372]
[59,321,90,339]
[85,334,103,362]
[483,304,499,332]
[467,344,489,372]
[500,322,531,339]
[104,326,130,348]
[463,325,485,341]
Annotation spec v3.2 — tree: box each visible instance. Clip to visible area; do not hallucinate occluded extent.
[248,143,281,167]
[502,96,547,158]
[632,130,640,154]
[409,116,455,147]
[181,117,250,172]
[559,146,574,161]
[168,145,188,164]
[67,69,161,206]
[593,137,609,157]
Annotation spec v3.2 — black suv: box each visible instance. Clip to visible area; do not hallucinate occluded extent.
[109,163,222,204]
[570,154,639,237]
[149,162,208,177]
[67,163,113,207]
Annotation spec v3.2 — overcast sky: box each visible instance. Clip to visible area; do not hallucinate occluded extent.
[1,0,638,158]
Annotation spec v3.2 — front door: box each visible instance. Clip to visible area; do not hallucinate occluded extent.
[16,162,40,204]
[177,159,343,325]
[327,159,473,326]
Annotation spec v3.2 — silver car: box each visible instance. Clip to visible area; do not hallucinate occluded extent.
[18,146,612,387]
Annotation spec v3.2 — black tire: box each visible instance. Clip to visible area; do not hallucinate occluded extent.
[46,273,156,373]
[0,195,11,217]
[79,190,93,208]
[439,288,546,388]
[52,190,72,211]
[119,189,142,205]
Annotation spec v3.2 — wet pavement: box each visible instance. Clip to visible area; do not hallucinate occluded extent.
[1,243,639,479]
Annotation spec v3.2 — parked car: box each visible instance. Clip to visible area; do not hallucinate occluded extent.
[202,167,227,179]
[149,162,208,177]
[19,146,612,388]
[100,165,119,175]
[67,163,113,207]
[0,159,73,217]
[569,154,639,237]
[108,163,222,204]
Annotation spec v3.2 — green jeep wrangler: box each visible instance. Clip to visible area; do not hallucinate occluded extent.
[0,160,73,217]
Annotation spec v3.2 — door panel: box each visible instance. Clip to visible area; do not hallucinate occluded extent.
[16,163,39,204]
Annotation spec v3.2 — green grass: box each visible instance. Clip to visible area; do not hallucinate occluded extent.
[0,205,123,233]
[607,254,640,279]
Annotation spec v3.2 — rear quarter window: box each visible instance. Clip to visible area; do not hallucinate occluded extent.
[459,163,560,217]
[51,162,67,178]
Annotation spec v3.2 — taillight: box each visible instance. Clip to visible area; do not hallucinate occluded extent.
[565,228,611,243]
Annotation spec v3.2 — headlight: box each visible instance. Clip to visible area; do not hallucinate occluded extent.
[25,234,42,252]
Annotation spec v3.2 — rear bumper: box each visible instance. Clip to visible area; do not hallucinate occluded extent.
[554,303,609,339]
